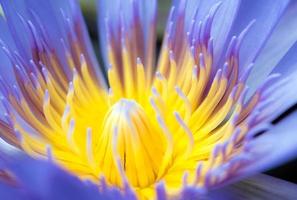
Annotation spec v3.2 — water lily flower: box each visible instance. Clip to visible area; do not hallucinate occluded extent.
[0,0,297,199]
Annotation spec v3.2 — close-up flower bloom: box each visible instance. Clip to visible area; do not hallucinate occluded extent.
[0,0,297,199]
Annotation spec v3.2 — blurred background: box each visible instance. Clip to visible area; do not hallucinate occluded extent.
[79,0,297,184]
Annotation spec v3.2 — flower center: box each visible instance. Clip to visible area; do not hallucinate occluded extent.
[0,1,276,199]
[99,98,166,187]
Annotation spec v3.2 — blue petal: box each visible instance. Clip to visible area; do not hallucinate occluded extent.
[0,0,31,60]
[32,0,103,81]
[238,111,297,181]
[272,42,297,76]
[209,174,297,199]
[247,1,297,91]
[0,155,138,200]
[0,182,26,200]
[0,13,17,85]
[173,0,240,66]
[97,0,157,69]
[209,110,297,189]
[209,0,240,66]
[257,70,297,122]
[0,0,104,85]
[2,156,102,200]
[230,0,290,69]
